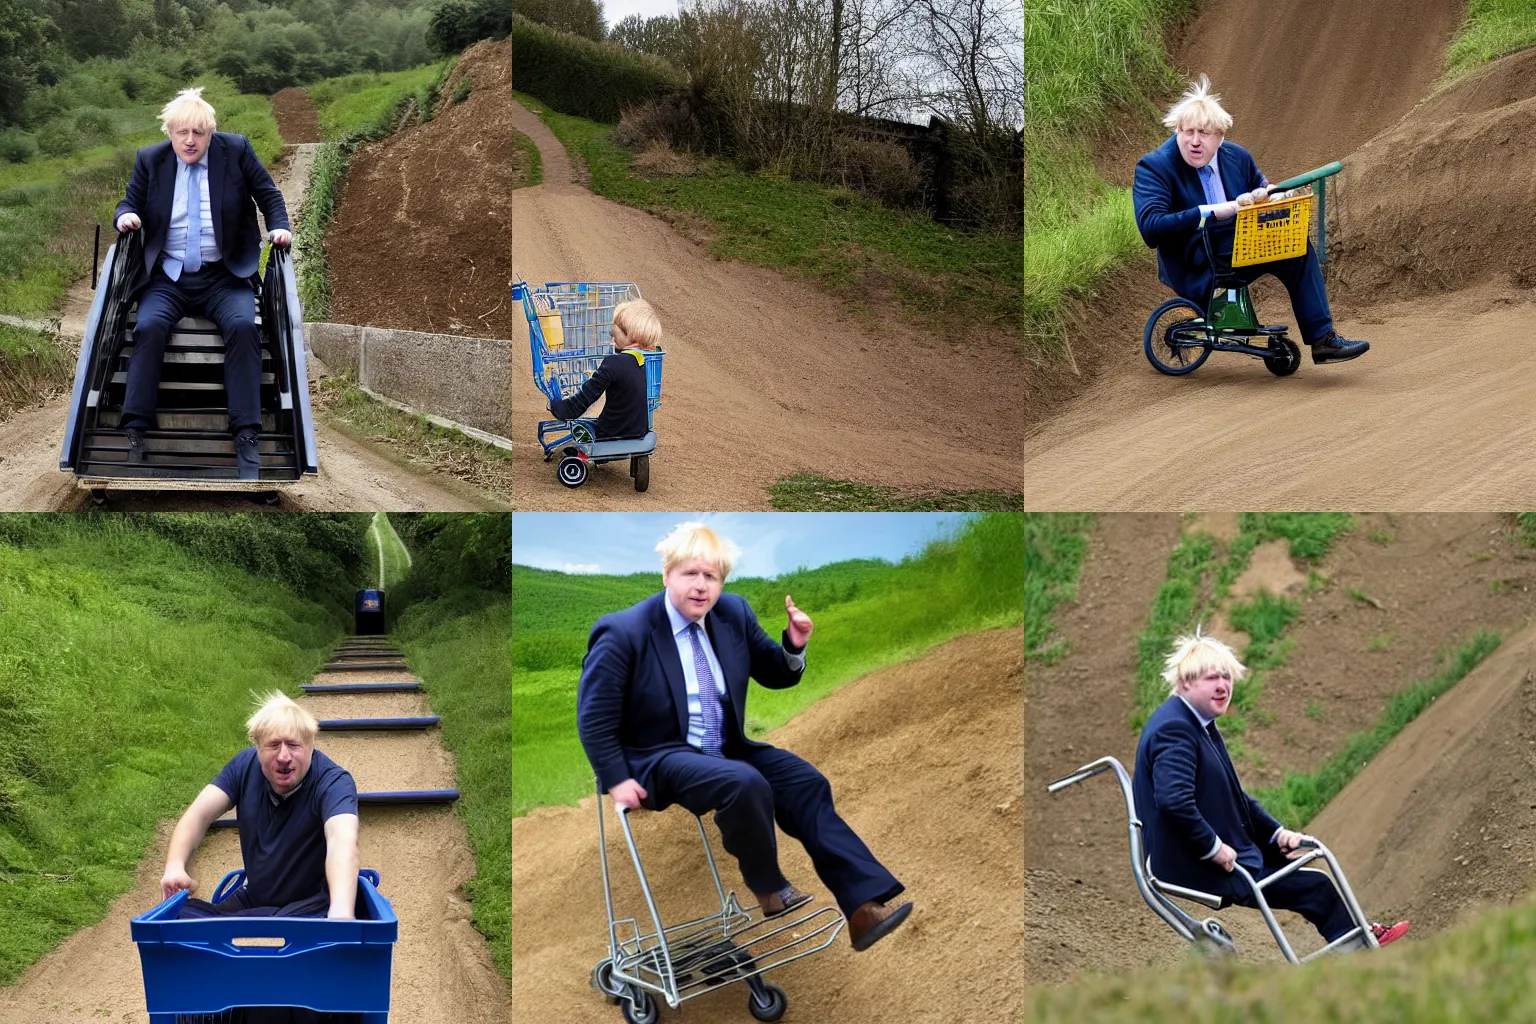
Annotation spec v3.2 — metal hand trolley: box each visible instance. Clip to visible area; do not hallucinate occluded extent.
[131,867,397,1022]
[514,280,664,491]
[1048,756,1383,964]
[1144,160,1343,377]
[591,782,846,1022]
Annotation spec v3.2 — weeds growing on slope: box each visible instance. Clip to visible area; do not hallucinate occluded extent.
[1025,512,1095,662]
[769,473,1022,511]
[1445,0,1536,78]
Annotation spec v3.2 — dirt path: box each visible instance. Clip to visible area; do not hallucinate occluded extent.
[0,650,505,1022]
[512,629,1024,1022]
[1025,0,1536,509]
[509,101,1022,510]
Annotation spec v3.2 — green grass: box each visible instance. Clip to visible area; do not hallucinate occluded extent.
[513,90,1021,336]
[1252,630,1502,828]
[1515,513,1536,548]
[0,322,67,369]
[512,512,1023,815]
[307,61,454,141]
[393,586,510,981]
[513,129,543,188]
[367,511,413,590]
[1446,0,1536,77]
[1034,895,1536,1021]
[1025,512,1095,661]
[768,473,1023,511]
[1220,589,1300,748]
[0,525,344,984]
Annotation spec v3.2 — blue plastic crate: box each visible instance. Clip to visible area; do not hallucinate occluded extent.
[131,869,397,1023]
[642,350,663,425]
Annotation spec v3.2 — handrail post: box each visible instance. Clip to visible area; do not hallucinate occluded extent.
[1316,173,1329,265]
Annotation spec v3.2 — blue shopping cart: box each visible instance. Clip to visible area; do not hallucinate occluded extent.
[514,280,664,492]
[131,868,397,1023]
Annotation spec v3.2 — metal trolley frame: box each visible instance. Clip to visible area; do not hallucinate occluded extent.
[1048,755,1381,964]
[591,782,845,1023]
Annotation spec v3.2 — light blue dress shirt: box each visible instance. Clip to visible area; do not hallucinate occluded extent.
[164,153,221,280]
[664,594,805,751]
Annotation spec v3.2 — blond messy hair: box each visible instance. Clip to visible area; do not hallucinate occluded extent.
[247,691,318,746]
[657,522,740,578]
[613,299,662,351]
[1163,75,1233,135]
[160,87,217,136]
[1162,629,1247,694]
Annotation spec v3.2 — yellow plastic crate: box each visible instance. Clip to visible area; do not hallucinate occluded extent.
[1232,192,1313,267]
[533,292,565,350]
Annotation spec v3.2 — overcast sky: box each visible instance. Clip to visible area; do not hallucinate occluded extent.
[602,0,680,26]
[512,512,974,578]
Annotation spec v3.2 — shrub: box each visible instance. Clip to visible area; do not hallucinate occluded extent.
[73,109,117,144]
[35,121,81,157]
[510,14,683,123]
[0,129,37,164]
[452,79,471,103]
[832,135,923,209]
[430,0,511,54]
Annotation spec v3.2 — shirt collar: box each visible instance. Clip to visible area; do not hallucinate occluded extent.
[663,592,704,638]
[1176,694,1215,730]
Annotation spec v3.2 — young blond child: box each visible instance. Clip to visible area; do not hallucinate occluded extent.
[548,298,662,441]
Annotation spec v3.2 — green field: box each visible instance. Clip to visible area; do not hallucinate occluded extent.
[511,512,1023,815]
[307,61,454,141]
[0,519,348,984]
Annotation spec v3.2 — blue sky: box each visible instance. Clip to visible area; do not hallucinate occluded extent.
[512,513,974,578]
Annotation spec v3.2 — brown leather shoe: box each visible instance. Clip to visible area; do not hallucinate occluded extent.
[756,884,813,918]
[848,899,913,951]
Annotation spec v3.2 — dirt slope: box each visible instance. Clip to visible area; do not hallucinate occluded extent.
[509,101,1022,510]
[327,38,515,339]
[272,87,323,144]
[512,629,1024,1022]
[1025,513,1536,986]
[0,662,505,1022]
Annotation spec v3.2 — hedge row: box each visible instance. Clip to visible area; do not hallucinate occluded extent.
[510,14,682,123]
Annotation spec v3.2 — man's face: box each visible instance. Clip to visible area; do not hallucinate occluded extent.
[1175,124,1222,169]
[257,729,313,795]
[169,122,210,165]
[1180,667,1233,720]
[664,557,724,622]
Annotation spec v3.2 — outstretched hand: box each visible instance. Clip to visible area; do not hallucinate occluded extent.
[785,594,813,649]
[161,865,196,901]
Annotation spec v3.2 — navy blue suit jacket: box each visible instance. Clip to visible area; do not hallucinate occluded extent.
[576,592,804,794]
[1132,136,1268,303]
[115,132,289,281]
[1131,696,1285,899]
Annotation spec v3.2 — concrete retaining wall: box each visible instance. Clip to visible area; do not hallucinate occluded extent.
[306,322,510,442]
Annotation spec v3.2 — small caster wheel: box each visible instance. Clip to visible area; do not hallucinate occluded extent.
[558,455,588,488]
[621,987,658,1024]
[89,488,108,506]
[591,959,623,1005]
[251,489,281,506]
[1264,334,1301,377]
[631,454,649,492]
[748,981,787,1022]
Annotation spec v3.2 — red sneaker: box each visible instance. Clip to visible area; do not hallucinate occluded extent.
[1371,921,1410,946]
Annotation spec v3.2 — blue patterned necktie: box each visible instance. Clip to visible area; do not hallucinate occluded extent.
[184,162,203,274]
[1198,163,1225,206]
[689,623,724,757]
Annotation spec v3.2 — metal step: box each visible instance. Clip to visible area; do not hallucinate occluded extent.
[125,314,262,330]
[301,682,422,694]
[119,348,271,363]
[95,409,279,431]
[109,373,276,387]
[210,789,461,827]
[322,661,409,672]
[316,717,440,731]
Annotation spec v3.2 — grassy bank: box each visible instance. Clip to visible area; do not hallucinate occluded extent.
[1033,893,1536,1021]
[512,512,1023,815]
[512,91,1021,337]
[769,474,1023,511]
[0,74,277,317]
[367,510,413,589]
[0,519,349,984]
[1445,0,1536,77]
[513,129,542,189]
[1025,512,1095,661]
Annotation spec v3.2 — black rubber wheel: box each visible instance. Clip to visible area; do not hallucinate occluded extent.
[591,959,623,1005]
[620,988,658,1024]
[631,454,649,493]
[89,488,107,506]
[557,455,588,488]
[251,490,281,506]
[1263,334,1302,377]
[1144,297,1213,375]
[748,982,788,1022]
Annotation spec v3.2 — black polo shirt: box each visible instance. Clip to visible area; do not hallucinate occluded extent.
[211,747,359,908]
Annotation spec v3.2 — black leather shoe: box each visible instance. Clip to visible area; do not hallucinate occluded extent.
[1310,331,1369,363]
[234,427,261,481]
[124,427,146,464]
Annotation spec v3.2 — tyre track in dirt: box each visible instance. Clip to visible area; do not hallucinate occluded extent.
[512,629,1024,1022]
[0,654,505,1022]
[509,100,1022,509]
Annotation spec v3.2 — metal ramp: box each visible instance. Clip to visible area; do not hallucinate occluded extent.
[60,230,319,496]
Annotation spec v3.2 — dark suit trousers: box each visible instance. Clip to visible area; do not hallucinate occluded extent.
[1231,864,1354,942]
[122,262,263,433]
[1199,226,1334,344]
[648,743,903,918]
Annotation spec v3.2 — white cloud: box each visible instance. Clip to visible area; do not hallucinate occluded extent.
[561,562,603,575]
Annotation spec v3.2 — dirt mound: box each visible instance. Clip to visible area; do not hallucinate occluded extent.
[1171,0,1464,176]
[1329,46,1536,302]
[271,87,322,144]
[512,629,1024,1023]
[327,37,515,339]
[1025,513,1536,985]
